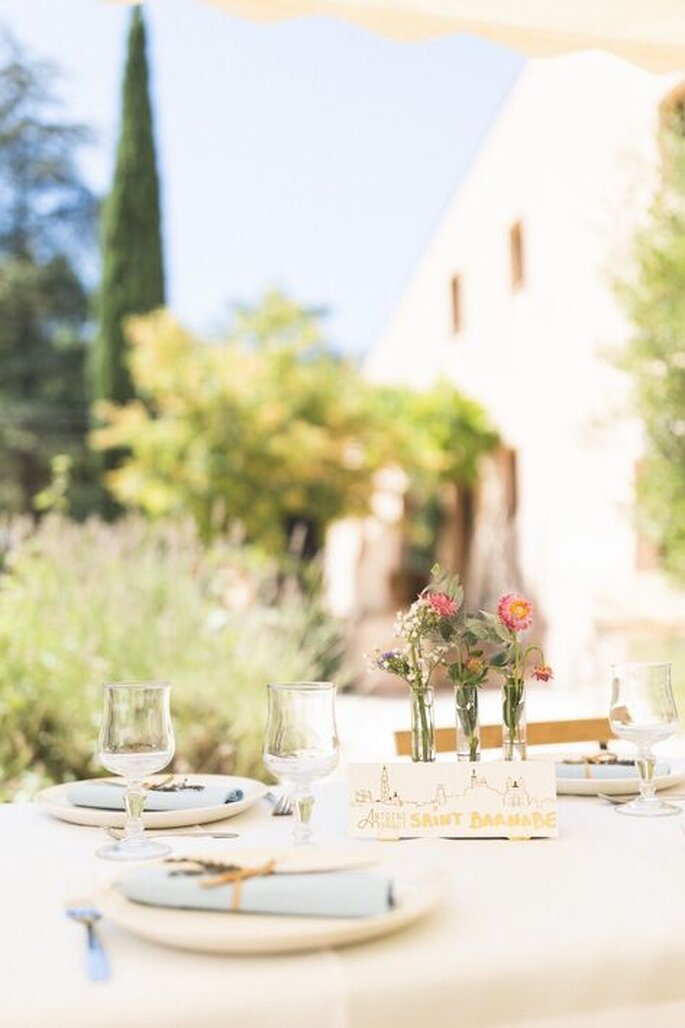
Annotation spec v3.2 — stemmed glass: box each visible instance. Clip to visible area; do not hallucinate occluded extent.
[609,662,680,817]
[96,681,175,860]
[263,681,340,845]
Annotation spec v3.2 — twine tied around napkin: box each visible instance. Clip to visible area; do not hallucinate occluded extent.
[165,858,277,911]
[561,752,627,779]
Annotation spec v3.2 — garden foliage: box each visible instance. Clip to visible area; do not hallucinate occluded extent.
[620,130,685,580]
[93,292,498,552]
[0,516,346,799]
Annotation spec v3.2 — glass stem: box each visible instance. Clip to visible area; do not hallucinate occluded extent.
[292,784,314,845]
[636,748,657,802]
[124,781,146,844]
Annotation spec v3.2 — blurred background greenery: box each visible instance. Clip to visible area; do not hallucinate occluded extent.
[0,515,348,800]
[0,16,499,797]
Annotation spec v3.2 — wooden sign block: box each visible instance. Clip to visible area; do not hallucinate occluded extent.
[348,761,558,839]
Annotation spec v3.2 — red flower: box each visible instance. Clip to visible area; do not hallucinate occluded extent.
[532,663,553,682]
[497,593,533,632]
[422,591,460,618]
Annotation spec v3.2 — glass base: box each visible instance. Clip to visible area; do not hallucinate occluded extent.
[96,838,172,861]
[292,794,315,846]
[292,836,315,847]
[615,797,681,818]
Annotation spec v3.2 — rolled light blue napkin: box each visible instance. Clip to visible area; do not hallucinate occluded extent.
[555,761,669,780]
[123,866,394,919]
[67,782,244,811]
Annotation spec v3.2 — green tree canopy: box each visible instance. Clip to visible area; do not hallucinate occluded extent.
[0,32,95,514]
[376,379,499,488]
[92,292,498,553]
[620,129,685,580]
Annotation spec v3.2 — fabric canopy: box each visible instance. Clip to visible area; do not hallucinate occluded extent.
[110,0,685,72]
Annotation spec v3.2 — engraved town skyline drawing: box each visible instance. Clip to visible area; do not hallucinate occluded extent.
[348,762,558,838]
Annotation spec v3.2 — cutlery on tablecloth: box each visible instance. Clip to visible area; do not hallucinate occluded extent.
[103,827,239,840]
[265,791,293,816]
[65,904,110,982]
[599,792,685,805]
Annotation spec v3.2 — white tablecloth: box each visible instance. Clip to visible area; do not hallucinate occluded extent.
[4,781,685,1028]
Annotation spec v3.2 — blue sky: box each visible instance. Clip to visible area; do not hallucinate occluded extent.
[0,0,523,355]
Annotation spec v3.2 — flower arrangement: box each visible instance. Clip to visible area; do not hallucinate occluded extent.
[468,592,552,760]
[371,566,463,761]
[371,570,552,763]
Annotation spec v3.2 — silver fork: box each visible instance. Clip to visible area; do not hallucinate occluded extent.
[65,904,110,982]
[265,791,293,816]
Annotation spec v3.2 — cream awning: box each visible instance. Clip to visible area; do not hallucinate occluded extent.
[109,0,685,72]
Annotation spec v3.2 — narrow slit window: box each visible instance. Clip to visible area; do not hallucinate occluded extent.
[510,221,525,289]
[450,274,462,333]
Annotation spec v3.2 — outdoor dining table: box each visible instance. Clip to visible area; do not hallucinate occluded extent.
[4,775,685,1028]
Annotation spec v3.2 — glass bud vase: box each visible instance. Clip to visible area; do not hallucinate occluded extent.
[455,683,480,761]
[409,686,436,762]
[502,678,527,760]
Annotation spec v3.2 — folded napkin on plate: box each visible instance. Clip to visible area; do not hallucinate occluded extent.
[123,865,394,919]
[67,782,244,811]
[555,761,669,780]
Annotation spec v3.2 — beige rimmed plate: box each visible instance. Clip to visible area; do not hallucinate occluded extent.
[555,764,685,797]
[36,774,267,829]
[96,852,445,955]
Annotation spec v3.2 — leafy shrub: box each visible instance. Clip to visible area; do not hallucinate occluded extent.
[0,515,347,799]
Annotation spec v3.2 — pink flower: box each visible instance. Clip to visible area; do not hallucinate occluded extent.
[422,591,460,618]
[497,593,533,632]
[532,663,553,682]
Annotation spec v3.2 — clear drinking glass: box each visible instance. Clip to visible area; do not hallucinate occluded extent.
[609,662,680,817]
[263,681,340,845]
[96,681,175,860]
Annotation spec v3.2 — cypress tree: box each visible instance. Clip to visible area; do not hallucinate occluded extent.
[94,5,164,404]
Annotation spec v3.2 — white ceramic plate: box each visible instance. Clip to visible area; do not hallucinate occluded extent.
[555,764,685,796]
[36,774,267,828]
[96,853,445,955]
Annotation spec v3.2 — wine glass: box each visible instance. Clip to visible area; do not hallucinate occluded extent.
[96,681,175,860]
[263,682,340,845]
[609,662,680,817]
